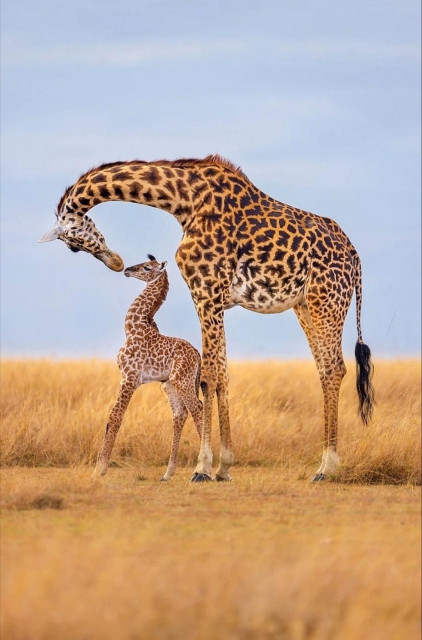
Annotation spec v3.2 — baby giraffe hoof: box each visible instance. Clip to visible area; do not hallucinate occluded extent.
[215,474,232,482]
[92,467,107,479]
[312,473,326,482]
[190,472,213,483]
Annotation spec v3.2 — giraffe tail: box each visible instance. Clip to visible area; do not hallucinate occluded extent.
[354,255,374,424]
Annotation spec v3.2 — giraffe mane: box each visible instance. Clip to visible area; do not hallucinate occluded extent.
[165,155,248,180]
[55,155,248,215]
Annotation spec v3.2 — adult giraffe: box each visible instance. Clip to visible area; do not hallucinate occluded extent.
[41,155,374,482]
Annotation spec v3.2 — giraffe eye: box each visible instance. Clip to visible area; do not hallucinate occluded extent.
[144,266,151,271]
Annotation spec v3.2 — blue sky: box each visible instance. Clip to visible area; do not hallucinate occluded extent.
[1,0,420,359]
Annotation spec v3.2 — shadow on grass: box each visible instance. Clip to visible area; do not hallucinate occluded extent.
[2,491,65,511]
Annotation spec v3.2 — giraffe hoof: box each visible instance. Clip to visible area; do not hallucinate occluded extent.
[215,474,232,482]
[190,472,213,483]
[92,467,107,478]
[312,473,326,482]
[160,477,169,482]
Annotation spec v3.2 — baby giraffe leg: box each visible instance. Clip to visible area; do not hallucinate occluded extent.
[161,382,189,481]
[168,375,203,466]
[94,380,136,476]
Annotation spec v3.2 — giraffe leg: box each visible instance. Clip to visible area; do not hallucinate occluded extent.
[190,302,224,482]
[190,376,215,482]
[215,332,233,482]
[294,300,347,481]
[93,380,136,476]
[167,363,205,481]
[294,301,325,375]
[161,381,189,481]
[313,349,346,481]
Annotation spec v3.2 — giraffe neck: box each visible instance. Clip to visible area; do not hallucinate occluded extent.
[57,160,213,230]
[125,271,169,335]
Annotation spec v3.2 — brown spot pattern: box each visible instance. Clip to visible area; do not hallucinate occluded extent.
[55,154,372,481]
[95,259,202,481]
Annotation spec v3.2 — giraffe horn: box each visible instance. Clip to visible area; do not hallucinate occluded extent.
[147,254,156,261]
[38,224,64,243]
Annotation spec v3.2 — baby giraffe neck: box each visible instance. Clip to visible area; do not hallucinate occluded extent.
[125,271,169,335]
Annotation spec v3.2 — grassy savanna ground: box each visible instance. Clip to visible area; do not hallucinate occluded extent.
[1,359,421,640]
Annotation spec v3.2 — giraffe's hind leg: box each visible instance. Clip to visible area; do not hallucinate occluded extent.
[161,381,189,481]
[294,300,348,481]
[168,354,206,481]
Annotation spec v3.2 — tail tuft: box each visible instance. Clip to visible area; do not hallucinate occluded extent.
[355,341,374,423]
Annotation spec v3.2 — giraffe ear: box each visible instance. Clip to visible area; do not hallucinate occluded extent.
[160,261,167,271]
[39,224,64,243]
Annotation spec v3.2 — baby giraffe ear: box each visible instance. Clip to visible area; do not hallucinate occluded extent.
[160,261,167,271]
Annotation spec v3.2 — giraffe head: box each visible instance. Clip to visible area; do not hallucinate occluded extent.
[124,254,167,282]
[39,215,124,272]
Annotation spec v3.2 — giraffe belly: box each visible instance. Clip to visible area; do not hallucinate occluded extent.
[228,271,305,314]
[118,345,172,384]
[230,290,304,314]
[140,365,172,384]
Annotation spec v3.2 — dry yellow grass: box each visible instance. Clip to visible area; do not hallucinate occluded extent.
[1,359,420,483]
[1,359,421,640]
[1,468,420,640]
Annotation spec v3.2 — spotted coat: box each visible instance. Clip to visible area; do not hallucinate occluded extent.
[47,155,374,482]
[94,257,202,481]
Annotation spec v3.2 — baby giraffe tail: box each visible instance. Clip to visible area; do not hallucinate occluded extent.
[354,256,375,423]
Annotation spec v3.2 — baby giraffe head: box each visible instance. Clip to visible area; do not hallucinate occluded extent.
[124,254,167,282]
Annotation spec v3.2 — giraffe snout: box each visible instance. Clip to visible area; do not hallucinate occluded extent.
[96,249,124,272]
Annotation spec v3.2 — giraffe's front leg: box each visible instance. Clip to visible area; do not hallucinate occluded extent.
[214,332,233,482]
[190,367,216,482]
[190,304,223,483]
[93,380,136,477]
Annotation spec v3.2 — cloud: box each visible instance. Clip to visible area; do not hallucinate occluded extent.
[4,38,248,67]
[4,37,419,67]
[275,40,419,59]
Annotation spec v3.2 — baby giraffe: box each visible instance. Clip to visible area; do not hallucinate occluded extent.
[94,255,202,480]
